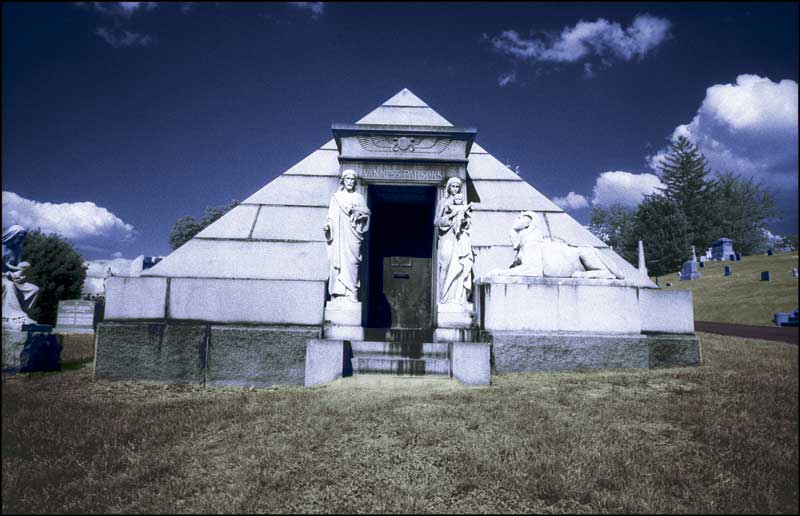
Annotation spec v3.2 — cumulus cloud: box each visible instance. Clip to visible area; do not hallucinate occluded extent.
[648,74,798,188]
[553,191,589,210]
[288,2,325,19]
[2,191,137,252]
[591,171,665,208]
[95,27,153,47]
[488,14,670,67]
[498,71,518,87]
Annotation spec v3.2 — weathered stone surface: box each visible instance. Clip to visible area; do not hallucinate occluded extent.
[544,212,608,247]
[647,334,702,368]
[356,106,453,127]
[466,152,522,180]
[53,299,97,334]
[195,204,259,239]
[596,249,657,288]
[283,148,340,177]
[305,339,345,387]
[143,239,328,280]
[490,331,701,372]
[470,211,532,246]
[472,179,562,212]
[2,329,27,370]
[250,206,328,241]
[207,326,317,387]
[381,88,429,107]
[452,342,490,385]
[104,277,167,320]
[94,322,206,383]
[243,175,339,206]
[472,245,517,280]
[491,332,650,372]
[480,277,641,333]
[639,289,695,334]
[169,278,325,325]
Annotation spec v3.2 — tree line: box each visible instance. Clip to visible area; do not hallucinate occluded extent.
[588,136,781,277]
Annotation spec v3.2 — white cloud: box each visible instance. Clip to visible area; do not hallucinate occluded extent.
[84,257,137,278]
[78,2,158,17]
[95,26,153,47]
[288,2,325,19]
[591,171,665,208]
[2,191,137,252]
[582,62,595,79]
[498,71,517,87]
[553,191,589,210]
[489,14,670,66]
[648,74,798,188]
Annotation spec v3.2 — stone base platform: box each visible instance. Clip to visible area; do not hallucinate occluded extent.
[95,322,320,386]
[488,331,702,373]
[2,329,27,371]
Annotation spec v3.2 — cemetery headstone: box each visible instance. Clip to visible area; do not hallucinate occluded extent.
[774,309,799,327]
[761,271,771,281]
[724,266,732,276]
[767,248,773,256]
[735,253,742,261]
[792,268,798,278]
[699,261,704,268]
[711,238,735,261]
[728,254,735,261]
[53,300,97,334]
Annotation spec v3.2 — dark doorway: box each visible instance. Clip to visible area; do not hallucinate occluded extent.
[365,185,437,341]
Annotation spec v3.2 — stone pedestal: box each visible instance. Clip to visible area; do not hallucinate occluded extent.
[323,299,364,341]
[2,328,27,371]
[434,302,473,342]
[680,260,700,281]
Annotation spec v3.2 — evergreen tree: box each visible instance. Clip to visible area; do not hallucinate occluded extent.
[168,199,240,250]
[588,203,636,252]
[20,230,87,325]
[709,172,776,254]
[629,195,692,277]
[656,136,716,248]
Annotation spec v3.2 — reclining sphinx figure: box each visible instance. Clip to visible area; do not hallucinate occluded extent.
[488,211,624,280]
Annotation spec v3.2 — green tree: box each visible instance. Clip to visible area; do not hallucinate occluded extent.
[20,230,87,325]
[168,199,240,250]
[629,196,693,277]
[588,203,636,252]
[709,171,776,255]
[656,136,716,248]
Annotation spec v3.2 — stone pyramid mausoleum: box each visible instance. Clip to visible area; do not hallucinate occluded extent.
[96,89,700,386]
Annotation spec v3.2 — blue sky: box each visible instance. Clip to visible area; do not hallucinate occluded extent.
[3,2,797,263]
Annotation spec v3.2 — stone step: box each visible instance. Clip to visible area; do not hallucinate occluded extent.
[351,355,451,376]
[363,328,434,343]
[350,341,449,358]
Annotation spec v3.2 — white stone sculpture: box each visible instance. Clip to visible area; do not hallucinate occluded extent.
[435,177,474,305]
[323,170,370,303]
[489,211,624,279]
[2,225,40,327]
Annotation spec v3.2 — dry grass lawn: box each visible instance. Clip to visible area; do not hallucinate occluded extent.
[2,332,798,514]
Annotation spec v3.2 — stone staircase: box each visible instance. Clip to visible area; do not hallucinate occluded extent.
[349,340,451,377]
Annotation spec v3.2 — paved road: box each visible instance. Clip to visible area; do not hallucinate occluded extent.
[695,321,799,345]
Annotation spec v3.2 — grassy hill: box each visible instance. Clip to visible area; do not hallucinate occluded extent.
[654,250,799,326]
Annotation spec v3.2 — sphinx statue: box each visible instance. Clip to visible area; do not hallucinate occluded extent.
[2,225,40,327]
[488,211,624,280]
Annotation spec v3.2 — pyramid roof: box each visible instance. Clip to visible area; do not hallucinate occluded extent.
[144,89,655,288]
